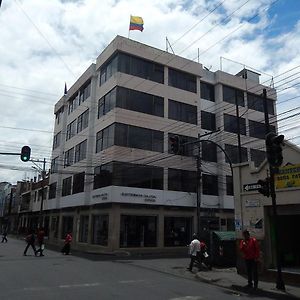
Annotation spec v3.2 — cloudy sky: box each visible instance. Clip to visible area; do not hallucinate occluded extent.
[0,0,300,184]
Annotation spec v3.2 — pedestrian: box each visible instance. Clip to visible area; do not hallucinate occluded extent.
[199,240,212,270]
[23,230,37,256]
[61,231,72,255]
[240,229,260,289]
[187,233,201,272]
[36,227,45,256]
[1,228,8,243]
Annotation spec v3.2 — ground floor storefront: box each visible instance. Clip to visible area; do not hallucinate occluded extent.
[17,204,234,253]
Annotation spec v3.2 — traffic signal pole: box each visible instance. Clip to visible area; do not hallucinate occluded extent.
[263,89,285,291]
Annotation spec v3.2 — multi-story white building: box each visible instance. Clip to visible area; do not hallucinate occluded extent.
[44,35,277,252]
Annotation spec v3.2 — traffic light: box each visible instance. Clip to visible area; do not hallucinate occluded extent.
[20,146,31,162]
[265,132,284,167]
[257,178,270,197]
[169,135,180,154]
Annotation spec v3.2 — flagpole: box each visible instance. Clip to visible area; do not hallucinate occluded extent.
[128,15,131,39]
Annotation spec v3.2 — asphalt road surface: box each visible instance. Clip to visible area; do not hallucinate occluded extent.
[0,238,285,300]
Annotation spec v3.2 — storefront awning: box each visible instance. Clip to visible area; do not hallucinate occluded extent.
[213,231,236,241]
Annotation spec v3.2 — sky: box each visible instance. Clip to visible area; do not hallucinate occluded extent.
[0,0,300,184]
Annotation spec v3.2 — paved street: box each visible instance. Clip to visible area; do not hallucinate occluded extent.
[0,238,298,300]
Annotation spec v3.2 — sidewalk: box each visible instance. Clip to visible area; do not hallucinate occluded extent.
[125,258,300,299]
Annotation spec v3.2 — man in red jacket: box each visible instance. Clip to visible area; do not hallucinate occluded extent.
[240,230,260,289]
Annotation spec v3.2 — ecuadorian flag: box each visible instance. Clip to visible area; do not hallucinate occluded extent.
[129,16,144,32]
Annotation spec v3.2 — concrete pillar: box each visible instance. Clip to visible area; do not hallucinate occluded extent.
[108,204,120,251]
[157,206,164,248]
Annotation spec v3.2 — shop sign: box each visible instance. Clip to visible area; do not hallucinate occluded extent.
[275,164,300,189]
[120,192,157,203]
[245,199,260,207]
[92,192,109,201]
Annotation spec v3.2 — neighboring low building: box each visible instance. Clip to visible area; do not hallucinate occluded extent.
[233,141,300,273]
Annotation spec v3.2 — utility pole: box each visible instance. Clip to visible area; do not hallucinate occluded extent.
[263,88,285,291]
[235,90,242,163]
[196,133,202,236]
[39,158,46,228]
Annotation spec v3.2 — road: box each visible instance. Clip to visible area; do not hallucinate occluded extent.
[0,238,286,300]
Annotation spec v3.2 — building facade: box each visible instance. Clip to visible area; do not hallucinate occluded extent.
[44,35,277,252]
[233,141,300,273]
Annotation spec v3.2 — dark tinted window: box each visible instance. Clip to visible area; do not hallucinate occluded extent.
[99,54,118,85]
[200,82,214,101]
[64,147,74,167]
[53,131,61,150]
[66,120,76,141]
[249,120,276,139]
[250,148,266,167]
[118,52,164,83]
[94,162,163,190]
[168,168,197,192]
[169,99,197,124]
[202,141,217,162]
[225,144,248,164]
[62,177,72,197]
[74,140,87,163]
[77,109,89,133]
[115,123,163,152]
[247,93,275,115]
[49,182,57,199]
[201,111,216,131]
[223,85,244,106]
[73,172,85,194]
[224,114,246,135]
[96,124,115,153]
[98,87,117,118]
[79,80,91,104]
[202,174,218,195]
[168,68,196,93]
[226,176,233,196]
[117,86,164,117]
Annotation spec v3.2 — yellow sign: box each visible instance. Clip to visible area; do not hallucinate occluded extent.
[275,164,300,189]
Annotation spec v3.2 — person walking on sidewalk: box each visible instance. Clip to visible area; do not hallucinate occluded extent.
[61,231,72,255]
[240,229,260,289]
[23,230,37,256]
[187,233,201,271]
[1,228,8,243]
[36,227,45,256]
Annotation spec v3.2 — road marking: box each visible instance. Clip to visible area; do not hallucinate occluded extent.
[118,279,146,284]
[169,297,203,300]
[23,287,49,291]
[59,283,100,288]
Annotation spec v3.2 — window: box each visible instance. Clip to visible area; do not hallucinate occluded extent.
[168,99,197,124]
[64,148,74,167]
[120,215,157,247]
[202,174,218,195]
[74,140,87,163]
[225,144,248,164]
[98,87,117,118]
[249,120,276,139]
[250,148,266,167]
[53,131,61,149]
[164,217,192,247]
[168,133,197,157]
[94,162,163,190]
[100,52,164,86]
[202,141,217,162]
[201,111,216,131]
[79,215,89,243]
[223,85,244,106]
[96,124,115,153]
[247,93,275,115]
[51,157,59,174]
[48,182,57,199]
[224,114,246,135]
[55,107,64,124]
[78,80,91,104]
[118,52,164,83]
[66,120,77,141]
[77,109,89,133]
[68,94,79,115]
[52,216,59,238]
[168,68,196,93]
[226,176,233,196]
[168,168,197,192]
[62,177,72,197]
[72,172,85,194]
[61,216,73,239]
[115,123,164,153]
[117,86,164,117]
[200,82,215,101]
[92,215,109,246]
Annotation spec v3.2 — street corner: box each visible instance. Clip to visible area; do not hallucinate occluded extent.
[195,271,222,283]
